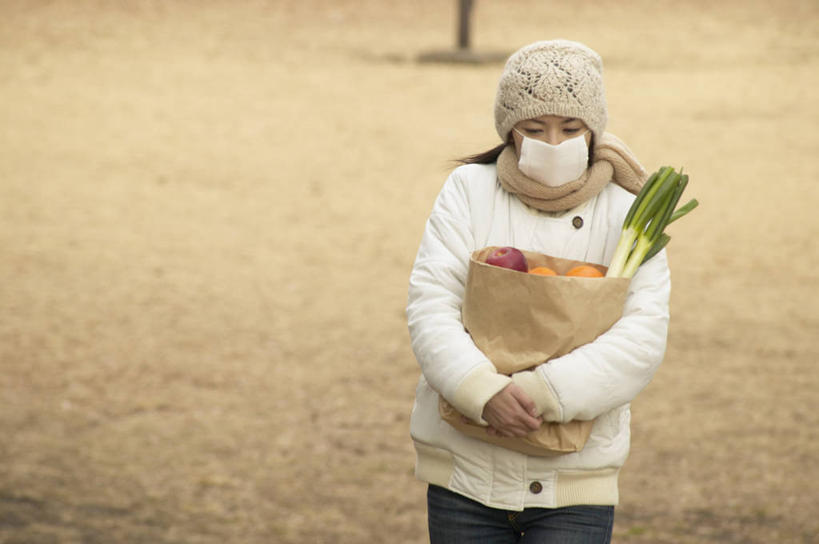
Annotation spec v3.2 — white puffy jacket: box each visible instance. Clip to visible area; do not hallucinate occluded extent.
[407,162,671,511]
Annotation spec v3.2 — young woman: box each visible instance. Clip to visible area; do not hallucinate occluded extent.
[406,40,671,543]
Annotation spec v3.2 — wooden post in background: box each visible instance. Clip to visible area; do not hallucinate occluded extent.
[457,0,473,51]
[417,0,507,64]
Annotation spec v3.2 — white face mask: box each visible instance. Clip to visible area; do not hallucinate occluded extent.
[515,130,589,187]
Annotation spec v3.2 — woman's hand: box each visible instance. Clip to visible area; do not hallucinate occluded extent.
[482,384,542,438]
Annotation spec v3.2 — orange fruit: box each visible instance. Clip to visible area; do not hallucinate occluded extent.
[529,266,558,276]
[565,265,604,278]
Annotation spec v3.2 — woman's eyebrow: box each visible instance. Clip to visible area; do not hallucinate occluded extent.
[525,117,580,125]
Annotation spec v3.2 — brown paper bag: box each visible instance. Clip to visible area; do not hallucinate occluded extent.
[440,247,630,456]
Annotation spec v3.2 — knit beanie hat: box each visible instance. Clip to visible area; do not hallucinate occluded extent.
[494,39,608,143]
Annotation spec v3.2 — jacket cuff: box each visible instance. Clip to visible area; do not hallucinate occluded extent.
[511,369,563,422]
[451,363,512,425]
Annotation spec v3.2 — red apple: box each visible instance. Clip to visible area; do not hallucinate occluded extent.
[485,247,528,272]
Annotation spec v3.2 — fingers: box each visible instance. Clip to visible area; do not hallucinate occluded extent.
[507,386,542,431]
[511,386,539,418]
[487,418,540,438]
[482,384,543,437]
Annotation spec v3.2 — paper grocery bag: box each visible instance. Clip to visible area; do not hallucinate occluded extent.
[439,247,630,456]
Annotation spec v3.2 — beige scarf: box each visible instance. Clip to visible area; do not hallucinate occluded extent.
[497,132,647,212]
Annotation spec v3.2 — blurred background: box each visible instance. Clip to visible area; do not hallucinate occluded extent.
[1,1,817,542]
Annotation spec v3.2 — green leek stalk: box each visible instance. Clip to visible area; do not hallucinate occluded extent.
[668,198,699,225]
[606,166,698,278]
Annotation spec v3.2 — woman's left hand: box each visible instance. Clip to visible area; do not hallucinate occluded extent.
[482,384,542,438]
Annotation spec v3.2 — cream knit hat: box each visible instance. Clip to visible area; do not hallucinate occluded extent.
[494,39,607,142]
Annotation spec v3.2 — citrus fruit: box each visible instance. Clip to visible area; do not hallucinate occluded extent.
[529,266,558,276]
[565,265,604,278]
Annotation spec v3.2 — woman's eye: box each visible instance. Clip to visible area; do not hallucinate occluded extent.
[564,127,581,134]
[525,128,542,134]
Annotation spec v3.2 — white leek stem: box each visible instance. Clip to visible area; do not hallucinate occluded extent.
[622,236,653,278]
[606,227,637,278]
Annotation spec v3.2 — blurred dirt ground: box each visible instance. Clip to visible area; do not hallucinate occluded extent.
[1,1,818,542]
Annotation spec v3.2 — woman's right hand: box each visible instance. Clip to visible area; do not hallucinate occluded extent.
[482,383,542,438]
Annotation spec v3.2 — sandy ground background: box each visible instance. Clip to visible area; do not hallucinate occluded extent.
[1,1,817,542]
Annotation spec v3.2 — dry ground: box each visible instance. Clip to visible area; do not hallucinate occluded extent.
[1,1,818,542]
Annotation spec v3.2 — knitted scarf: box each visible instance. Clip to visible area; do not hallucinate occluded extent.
[497,132,647,212]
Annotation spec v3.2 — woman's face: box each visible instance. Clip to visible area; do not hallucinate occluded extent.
[512,114,591,155]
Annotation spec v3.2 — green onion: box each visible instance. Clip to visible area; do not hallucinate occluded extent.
[641,233,671,264]
[606,167,698,278]
[668,198,699,225]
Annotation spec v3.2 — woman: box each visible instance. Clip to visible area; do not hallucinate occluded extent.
[406,40,671,542]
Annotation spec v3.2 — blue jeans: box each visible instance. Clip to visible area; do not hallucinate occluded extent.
[427,485,614,544]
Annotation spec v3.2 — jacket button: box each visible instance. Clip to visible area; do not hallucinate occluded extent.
[529,481,543,494]
[572,216,584,229]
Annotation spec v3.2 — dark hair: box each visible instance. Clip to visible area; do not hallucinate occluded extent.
[456,132,513,165]
[454,133,597,166]
[455,142,507,165]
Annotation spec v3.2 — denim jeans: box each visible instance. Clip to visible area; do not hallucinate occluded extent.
[427,485,614,544]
